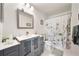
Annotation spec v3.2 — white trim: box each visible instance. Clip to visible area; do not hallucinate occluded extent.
[47,11,71,19]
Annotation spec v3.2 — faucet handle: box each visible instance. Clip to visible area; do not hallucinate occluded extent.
[26,31,29,35]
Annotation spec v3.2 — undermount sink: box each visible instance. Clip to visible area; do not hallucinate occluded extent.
[0,42,14,49]
[19,34,34,39]
[16,34,40,41]
[21,34,39,37]
[3,41,14,45]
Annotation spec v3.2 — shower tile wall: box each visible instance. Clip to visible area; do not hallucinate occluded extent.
[44,14,71,51]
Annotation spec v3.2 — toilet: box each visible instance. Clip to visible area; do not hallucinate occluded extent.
[44,41,52,51]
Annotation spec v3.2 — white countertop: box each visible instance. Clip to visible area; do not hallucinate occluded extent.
[0,40,20,50]
[16,34,42,41]
[0,34,43,51]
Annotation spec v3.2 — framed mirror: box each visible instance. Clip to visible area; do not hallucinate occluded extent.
[17,9,34,29]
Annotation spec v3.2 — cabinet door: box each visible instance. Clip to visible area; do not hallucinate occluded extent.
[19,39,31,56]
[40,37,44,54]
[24,39,31,56]
[0,50,3,56]
[33,37,39,50]
[33,37,41,56]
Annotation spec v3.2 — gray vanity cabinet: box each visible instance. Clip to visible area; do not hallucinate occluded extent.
[0,36,44,56]
[4,45,19,56]
[19,36,44,56]
[32,37,41,56]
[39,37,44,54]
[19,38,32,56]
[0,50,4,56]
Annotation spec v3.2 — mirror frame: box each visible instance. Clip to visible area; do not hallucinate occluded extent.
[17,9,34,29]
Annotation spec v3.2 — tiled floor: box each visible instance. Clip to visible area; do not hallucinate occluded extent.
[41,42,79,56]
[41,43,55,56]
[63,44,79,56]
[41,41,63,56]
[41,49,55,56]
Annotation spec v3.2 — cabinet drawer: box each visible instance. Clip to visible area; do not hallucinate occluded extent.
[5,51,18,56]
[26,53,32,56]
[0,50,3,56]
[4,45,19,55]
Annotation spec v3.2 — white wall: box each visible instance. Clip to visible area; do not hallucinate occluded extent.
[0,23,2,33]
[0,22,2,42]
[3,3,46,37]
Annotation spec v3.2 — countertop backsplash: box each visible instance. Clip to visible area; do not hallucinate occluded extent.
[2,33,13,43]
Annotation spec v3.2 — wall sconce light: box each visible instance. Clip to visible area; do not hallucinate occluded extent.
[19,3,34,12]
[25,3,34,10]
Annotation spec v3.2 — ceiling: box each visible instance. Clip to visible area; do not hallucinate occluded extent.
[31,3,71,16]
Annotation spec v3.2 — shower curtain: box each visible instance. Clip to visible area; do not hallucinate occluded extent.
[44,14,71,55]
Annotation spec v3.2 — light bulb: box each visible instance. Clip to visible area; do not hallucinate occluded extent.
[18,3,25,10]
[26,3,30,8]
[30,6,34,11]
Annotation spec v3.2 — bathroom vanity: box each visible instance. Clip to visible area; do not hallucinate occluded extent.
[0,40,20,56]
[17,34,44,56]
[0,50,3,56]
[0,34,44,56]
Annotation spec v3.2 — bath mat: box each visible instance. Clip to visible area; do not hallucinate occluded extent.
[52,48,63,56]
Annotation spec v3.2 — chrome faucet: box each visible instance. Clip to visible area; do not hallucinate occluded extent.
[2,38,9,43]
